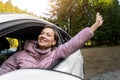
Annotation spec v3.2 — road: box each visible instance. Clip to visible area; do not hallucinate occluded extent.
[81,46,120,80]
[90,71,120,80]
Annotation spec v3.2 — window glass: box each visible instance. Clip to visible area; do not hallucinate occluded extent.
[59,31,71,43]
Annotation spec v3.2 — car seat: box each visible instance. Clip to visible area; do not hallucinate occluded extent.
[0,37,10,50]
[0,37,10,65]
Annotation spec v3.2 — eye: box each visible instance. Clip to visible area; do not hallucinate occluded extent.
[40,31,44,35]
[47,33,51,37]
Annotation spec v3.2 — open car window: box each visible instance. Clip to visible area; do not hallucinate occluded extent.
[0,37,19,65]
[0,14,84,79]
[0,21,63,66]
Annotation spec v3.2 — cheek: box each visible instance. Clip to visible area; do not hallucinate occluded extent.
[37,36,40,42]
[48,37,55,44]
[48,38,53,43]
[38,35,40,39]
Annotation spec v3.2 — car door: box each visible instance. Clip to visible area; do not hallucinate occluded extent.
[54,28,84,79]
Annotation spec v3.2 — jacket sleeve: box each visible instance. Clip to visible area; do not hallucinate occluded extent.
[55,27,94,58]
[0,54,17,75]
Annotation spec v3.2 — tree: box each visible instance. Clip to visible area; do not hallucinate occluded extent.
[0,0,35,15]
[92,0,120,46]
[0,0,37,48]
[48,0,120,46]
[48,0,91,36]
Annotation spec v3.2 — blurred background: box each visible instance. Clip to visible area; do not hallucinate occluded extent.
[0,0,120,79]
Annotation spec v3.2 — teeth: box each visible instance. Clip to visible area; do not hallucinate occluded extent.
[40,39,46,42]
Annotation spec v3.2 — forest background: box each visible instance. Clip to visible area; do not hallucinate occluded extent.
[0,0,120,47]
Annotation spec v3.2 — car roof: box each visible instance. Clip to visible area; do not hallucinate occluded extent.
[0,13,49,23]
[0,13,70,40]
[0,13,65,31]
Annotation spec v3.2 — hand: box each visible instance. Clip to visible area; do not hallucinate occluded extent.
[90,12,104,32]
[95,12,104,27]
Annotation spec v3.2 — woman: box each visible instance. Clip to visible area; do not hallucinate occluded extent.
[0,12,103,75]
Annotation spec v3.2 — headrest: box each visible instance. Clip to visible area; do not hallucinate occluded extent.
[0,37,10,50]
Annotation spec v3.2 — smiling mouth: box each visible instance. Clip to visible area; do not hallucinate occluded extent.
[40,39,47,43]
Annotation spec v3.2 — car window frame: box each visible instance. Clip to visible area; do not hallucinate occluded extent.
[0,20,64,66]
[56,27,71,44]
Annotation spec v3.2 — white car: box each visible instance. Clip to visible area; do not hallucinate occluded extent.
[0,13,84,80]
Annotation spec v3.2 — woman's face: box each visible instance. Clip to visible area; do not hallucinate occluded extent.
[38,28,56,50]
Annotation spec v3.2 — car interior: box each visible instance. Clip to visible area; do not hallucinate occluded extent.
[0,37,10,65]
[0,23,70,70]
[0,23,44,65]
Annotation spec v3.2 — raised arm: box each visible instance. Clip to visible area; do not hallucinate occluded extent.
[90,12,104,32]
[55,12,104,58]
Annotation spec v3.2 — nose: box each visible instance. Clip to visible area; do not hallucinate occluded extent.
[39,33,46,39]
[41,33,46,37]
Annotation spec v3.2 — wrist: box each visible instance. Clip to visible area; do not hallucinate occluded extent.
[90,22,99,32]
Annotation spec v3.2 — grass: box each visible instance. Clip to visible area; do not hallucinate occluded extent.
[81,46,120,79]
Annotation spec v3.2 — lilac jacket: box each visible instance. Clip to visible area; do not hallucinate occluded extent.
[0,27,94,75]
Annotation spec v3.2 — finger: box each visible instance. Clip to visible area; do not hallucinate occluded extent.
[96,12,100,16]
[99,15,103,19]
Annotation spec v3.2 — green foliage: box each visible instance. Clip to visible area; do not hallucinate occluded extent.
[93,0,120,46]
[48,0,120,46]
[0,0,35,16]
[0,0,37,48]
